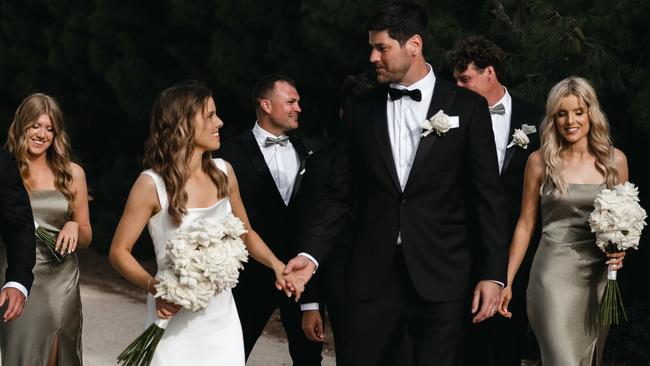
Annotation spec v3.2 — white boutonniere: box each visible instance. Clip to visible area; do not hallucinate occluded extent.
[507,124,537,149]
[420,110,459,137]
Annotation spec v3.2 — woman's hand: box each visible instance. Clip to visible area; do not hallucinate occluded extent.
[273,265,304,302]
[606,251,626,270]
[498,285,513,318]
[155,297,181,319]
[56,221,79,255]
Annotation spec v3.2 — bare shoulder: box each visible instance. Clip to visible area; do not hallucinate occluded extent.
[527,150,544,170]
[524,150,545,181]
[69,162,86,180]
[130,173,160,204]
[613,148,628,169]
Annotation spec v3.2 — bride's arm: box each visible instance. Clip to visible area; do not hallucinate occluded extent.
[224,161,302,299]
[109,175,159,294]
[109,175,181,319]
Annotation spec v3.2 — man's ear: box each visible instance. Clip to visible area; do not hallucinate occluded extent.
[407,35,423,57]
[260,99,272,114]
[485,66,497,81]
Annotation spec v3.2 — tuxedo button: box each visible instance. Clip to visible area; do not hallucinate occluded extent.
[401,197,406,204]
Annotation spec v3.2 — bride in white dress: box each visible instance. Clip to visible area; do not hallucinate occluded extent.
[109,82,303,365]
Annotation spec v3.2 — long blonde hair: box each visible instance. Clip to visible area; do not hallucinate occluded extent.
[540,76,618,195]
[5,93,76,204]
[143,81,228,226]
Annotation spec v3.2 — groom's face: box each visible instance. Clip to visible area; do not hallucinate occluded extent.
[369,30,412,84]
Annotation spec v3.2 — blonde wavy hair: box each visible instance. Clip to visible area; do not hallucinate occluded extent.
[5,93,76,204]
[143,81,228,226]
[540,76,618,195]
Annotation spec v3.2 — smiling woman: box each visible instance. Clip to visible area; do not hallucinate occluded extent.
[499,76,629,366]
[2,93,92,366]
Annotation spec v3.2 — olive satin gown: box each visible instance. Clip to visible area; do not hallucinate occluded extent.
[527,184,608,366]
[0,190,83,365]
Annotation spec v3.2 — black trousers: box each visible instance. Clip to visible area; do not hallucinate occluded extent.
[233,267,323,366]
[463,260,533,366]
[343,248,466,366]
[321,249,347,366]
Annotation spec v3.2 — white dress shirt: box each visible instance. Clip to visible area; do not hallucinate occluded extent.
[2,281,28,298]
[387,65,436,191]
[252,122,300,206]
[489,88,512,174]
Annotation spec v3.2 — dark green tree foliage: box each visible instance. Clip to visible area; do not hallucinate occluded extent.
[0,1,648,363]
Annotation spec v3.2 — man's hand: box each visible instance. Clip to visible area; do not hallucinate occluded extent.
[283,255,316,287]
[471,280,501,323]
[302,310,325,342]
[0,288,26,322]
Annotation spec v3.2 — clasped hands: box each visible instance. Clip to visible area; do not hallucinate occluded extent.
[274,255,316,302]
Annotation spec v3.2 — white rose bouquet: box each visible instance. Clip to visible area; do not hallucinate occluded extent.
[588,182,647,325]
[117,214,249,365]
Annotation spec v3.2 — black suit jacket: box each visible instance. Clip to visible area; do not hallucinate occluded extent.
[500,96,543,238]
[0,148,36,291]
[304,79,508,302]
[216,130,321,286]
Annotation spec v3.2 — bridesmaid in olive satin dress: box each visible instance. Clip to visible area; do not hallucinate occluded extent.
[1,94,91,366]
[498,77,628,366]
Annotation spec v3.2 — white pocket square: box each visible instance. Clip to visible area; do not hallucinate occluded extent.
[521,124,537,134]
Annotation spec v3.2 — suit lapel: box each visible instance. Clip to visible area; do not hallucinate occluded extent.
[288,136,310,204]
[372,86,402,192]
[240,130,286,204]
[408,79,456,185]
[502,99,522,175]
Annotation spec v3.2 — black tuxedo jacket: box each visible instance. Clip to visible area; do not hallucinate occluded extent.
[0,148,36,291]
[499,96,543,237]
[305,78,508,302]
[216,130,322,284]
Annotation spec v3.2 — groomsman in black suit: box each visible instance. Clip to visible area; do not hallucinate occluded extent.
[216,74,323,365]
[0,148,36,346]
[284,2,509,365]
[299,74,375,366]
[449,35,543,366]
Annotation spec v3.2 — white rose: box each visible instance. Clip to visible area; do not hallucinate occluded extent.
[508,129,530,149]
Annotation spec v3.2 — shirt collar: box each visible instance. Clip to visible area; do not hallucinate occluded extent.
[389,63,436,93]
[252,122,287,147]
[491,87,511,112]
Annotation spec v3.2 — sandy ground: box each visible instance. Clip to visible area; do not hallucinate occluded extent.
[78,248,336,365]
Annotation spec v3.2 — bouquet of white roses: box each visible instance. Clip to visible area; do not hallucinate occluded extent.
[588,182,647,325]
[117,213,249,365]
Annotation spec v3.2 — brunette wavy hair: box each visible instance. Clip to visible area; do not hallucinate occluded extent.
[540,76,619,195]
[5,93,76,204]
[143,81,228,226]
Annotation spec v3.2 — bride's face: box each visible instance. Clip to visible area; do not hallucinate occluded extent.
[193,97,223,152]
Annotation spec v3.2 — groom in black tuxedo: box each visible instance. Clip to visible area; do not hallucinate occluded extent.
[449,35,543,366]
[0,148,36,337]
[216,74,323,365]
[284,2,508,365]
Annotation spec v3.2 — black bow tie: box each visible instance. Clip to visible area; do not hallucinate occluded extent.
[388,88,422,102]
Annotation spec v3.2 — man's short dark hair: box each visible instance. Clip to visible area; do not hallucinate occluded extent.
[365,1,429,47]
[448,35,507,80]
[251,74,296,111]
